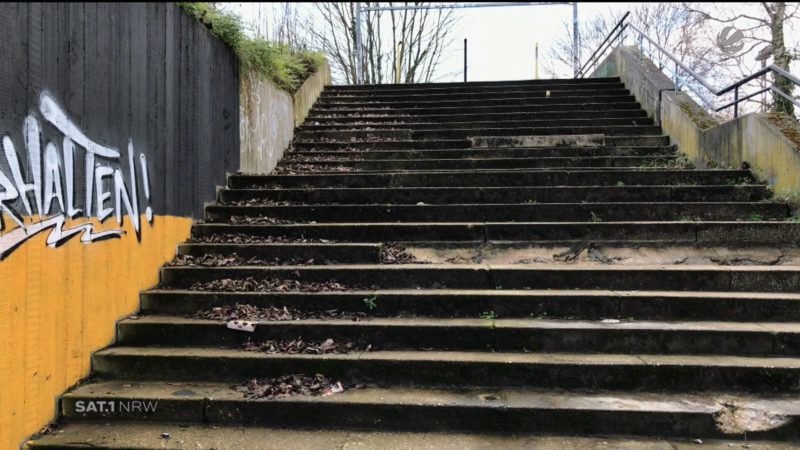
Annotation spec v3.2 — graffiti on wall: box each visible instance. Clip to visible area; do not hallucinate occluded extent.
[0,92,153,259]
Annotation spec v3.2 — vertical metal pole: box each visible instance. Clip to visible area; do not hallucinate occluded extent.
[674,61,679,92]
[355,2,362,84]
[464,38,467,82]
[572,2,579,77]
[734,86,739,118]
[535,42,539,79]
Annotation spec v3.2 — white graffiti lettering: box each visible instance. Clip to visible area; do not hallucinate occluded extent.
[0,91,153,259]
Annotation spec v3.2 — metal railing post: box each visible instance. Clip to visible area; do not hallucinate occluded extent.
[733,86,739,118]
[675,61,679,92]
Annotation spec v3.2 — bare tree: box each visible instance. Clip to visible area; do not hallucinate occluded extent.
[310,2,459,85]
[684,2,800,116]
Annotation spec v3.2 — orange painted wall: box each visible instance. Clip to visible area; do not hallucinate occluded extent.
[0,214,191,449]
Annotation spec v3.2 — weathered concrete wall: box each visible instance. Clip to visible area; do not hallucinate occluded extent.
[239,60,331,174]
[0,3,240,448]
[594,46,800,196]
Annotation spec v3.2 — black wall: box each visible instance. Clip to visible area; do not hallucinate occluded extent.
[0,2,239,225]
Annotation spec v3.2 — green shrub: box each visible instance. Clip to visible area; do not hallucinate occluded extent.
[177,2,323,93]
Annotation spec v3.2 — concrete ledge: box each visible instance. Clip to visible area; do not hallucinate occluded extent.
[593,47,800,197]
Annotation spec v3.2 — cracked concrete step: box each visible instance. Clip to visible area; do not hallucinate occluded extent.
[176,243,382,264]
[319,83,629,101]
[299,116,654,131]
[273,156,678,171]
[219,186,769,205]
[310,102,645,118]
[117,316,800,357]
[203,202,788,223]
[190,221,800,244]
[54,382,800,439]
[140,289,800,322]
[292,136,672,150]
[158,264,800,293]
[289,145,675,159]
[90,347,800,392]
[229,169,752,188]
[27,422,798,450]
[307,109,649,124]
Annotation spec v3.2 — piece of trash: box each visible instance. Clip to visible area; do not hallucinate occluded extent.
[161,433,170,439]
[545,90,550,98]
[122,384,133,388]
[693,438,703,444]
[416,202,426,206]
[322,381,344,396]
[601,319,620,324]
[227,320,257,332]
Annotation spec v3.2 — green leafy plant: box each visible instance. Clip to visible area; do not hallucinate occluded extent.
[524,199,538,204]
[480,310,497,328]
[590,211,602,222]
[616,181,625,186]
[363,295,378,310]
[747,214,764,222]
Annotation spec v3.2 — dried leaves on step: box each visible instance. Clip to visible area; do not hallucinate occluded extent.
[188,277,377,293]
[242,337,371,354]
[272,164,355,175]
[382,243,430,264]
[233,373,355,400]
[186,233,335,244]
[191,303,367,322]
[166,253,328,267]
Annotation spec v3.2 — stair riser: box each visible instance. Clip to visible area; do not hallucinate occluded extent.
[190,222,800,245]
[141,291,800,322]
[317,88,633,102]
[327,77,622,91]
[176,243,381,264]
[307,110,649,123]
[310,102,643,117]
[299,117,654,130]
[313,95,637,109]
[118,321,800,356]
[295,127,662,142]
[60,397,793,439]
[159,266,800,293]
[290,146,674,159]
[219,186,769,205]
[320,83,627,98]
[264,157,678,171]
[291,136,672,150]
[204,203,787,223]
[229,170,751,189]
[90,353,800,392]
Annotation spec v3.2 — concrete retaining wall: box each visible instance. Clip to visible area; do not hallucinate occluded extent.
[239,59,331,174]
[594,46,800,196]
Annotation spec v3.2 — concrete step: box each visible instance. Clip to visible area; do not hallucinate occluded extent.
[321,80,626,96]
[118,316,800,357]
[310,101,644,118]
[288,145,676,159]
[158,264,800,293]
[275,156,676,171]
[294,125,663,141]
[90,347,800,392]
[53,381,800,439]
[218,185,770,205]
[140,289,800,322]
[230,168,751,189]
[291,135,672,150]
[190,221,800,245]
[203,202,788,223]
[316,89,635,105]
[299,117,655,131]
[306,108,649,124]
[326,77,623,91]
[27,422,798,449]
[176,242,382,263]
[313,94,637,109]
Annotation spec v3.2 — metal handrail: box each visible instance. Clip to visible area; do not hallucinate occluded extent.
[575,12,629,78]
[578,19,800,118]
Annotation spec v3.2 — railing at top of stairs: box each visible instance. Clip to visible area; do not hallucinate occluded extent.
[576,12,800,119]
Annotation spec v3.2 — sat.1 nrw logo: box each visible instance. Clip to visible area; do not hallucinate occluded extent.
[74,399,158,413]
[717,26,745,54]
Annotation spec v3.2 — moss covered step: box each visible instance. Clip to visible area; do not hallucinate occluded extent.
[158,264,800,292]
[117,316,800,357]
[140,289,800,322]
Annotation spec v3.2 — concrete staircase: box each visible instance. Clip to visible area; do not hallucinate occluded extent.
[30,78,800,448]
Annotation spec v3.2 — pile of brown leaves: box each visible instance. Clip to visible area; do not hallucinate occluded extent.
[228,216,300,225]
[192,304,367,322]
[233,373,348,400]
[186,234,335,244]
[165,254,327,267]
[242,337,371,354]
[218,199,294,207]
[382,244,430,264]
[188,277,377,293]
[272,164,355,175]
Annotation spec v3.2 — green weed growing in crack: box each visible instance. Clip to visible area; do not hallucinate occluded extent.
[524,199,538,204]
[590,211,602,222]
[747,214,764,222]
[616,181,625,187]
[480,310,497,328]
[363,294,378,310]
